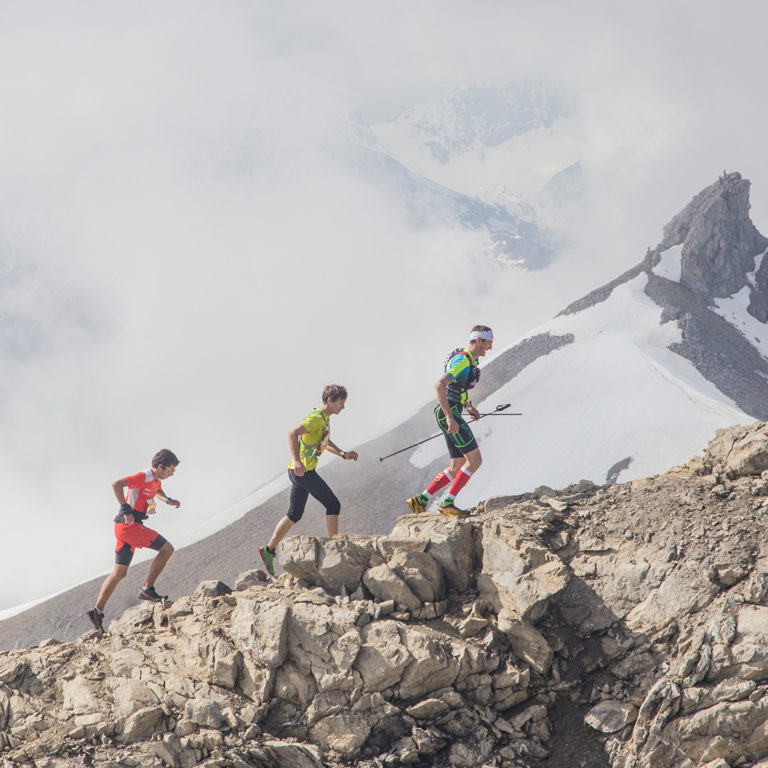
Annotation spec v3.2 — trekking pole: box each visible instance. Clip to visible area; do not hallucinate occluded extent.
[378,403,521,461]
[473,403,523,417]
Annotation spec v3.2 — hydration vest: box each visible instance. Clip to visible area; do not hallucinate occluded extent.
[445,348,480,405]
[299,409,331,461]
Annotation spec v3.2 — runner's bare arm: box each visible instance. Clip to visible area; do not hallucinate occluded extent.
[112,478,135,523]
[289,424,309,476]
[435,375,459,434]
[327,441,358,461]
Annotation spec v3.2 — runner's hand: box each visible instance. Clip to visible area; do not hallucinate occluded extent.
[466,405,480,421]
[446,417,459,434]
[344,450,359,461]
[120,502,136,524]
[293,463,306,477]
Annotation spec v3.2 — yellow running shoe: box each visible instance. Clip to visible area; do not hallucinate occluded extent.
[438,499,471,518]
[406,496,427,514]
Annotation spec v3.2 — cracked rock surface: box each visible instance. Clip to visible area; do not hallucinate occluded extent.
[2,422,768,768]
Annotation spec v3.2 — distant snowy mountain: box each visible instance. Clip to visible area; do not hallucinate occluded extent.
[341,83,583,269]
[345,82,583,267]
[370,82,582,219]
[343,141,555,268]
[375,82,568,163]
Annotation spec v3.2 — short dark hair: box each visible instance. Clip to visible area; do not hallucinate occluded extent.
[471,324,492,333]
[151,449,179,469]
[321,384,347,403]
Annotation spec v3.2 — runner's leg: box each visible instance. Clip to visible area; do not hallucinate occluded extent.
[268,516,295,549]
[269,470,310,549]
[95,564,129,612]
[144,541,174,589]
[301,471,341,537]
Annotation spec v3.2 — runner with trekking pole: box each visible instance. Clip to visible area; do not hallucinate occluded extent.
[405,325,496,518]
[379,404,521,462]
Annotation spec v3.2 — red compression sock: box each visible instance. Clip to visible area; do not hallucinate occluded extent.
[426,470,453,496]
[447,467,473,498]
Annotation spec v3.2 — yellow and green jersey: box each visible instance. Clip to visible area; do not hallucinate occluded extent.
[289,408,331,471]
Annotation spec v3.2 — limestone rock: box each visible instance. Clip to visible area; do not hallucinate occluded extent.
[363,563,422,612]
[584,699,638,733]
[478,520,570,623]
[193,580,232,598]
[280,536,372,594]
[7,423,768,768]
[389,516,476,592]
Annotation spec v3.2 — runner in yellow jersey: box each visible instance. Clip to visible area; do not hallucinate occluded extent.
[259,384,358,576]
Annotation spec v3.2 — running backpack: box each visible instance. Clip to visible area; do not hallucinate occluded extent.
[444,348,480,390]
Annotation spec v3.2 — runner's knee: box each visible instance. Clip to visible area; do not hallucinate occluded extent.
[112,564,129,580]
[325,495,341,516]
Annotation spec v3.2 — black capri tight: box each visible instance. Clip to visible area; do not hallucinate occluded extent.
[287,468,341,523]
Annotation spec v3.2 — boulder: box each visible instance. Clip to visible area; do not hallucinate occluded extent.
[706,423,768,477]
[478,521,570,623]
[387,548,445,603]
[280,536,372,594]
[363,563,422,612]
[119,705,164,743]
[496,613,553,675]
[194,580,232,598]
[389,517,476,592]
[584,699,638,733]
[230,596,290,668]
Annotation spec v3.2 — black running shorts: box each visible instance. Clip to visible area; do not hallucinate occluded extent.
[435,403,478,458]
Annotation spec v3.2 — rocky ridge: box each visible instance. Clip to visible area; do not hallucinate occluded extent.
[3,421,768,768]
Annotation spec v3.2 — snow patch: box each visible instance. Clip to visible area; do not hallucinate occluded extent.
[713,285,768,361]
[653,244,683,282]
[411,272,751,506]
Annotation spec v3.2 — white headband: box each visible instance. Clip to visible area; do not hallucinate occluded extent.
[469,329,493,341]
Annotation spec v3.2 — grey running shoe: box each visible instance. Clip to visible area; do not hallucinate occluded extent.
[138,585,167,603]
[87,608,104,634]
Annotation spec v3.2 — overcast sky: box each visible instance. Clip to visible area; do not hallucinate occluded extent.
[2,0,768,611]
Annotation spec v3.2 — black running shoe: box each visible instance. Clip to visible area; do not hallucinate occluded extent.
[87,608,104,634]
[138,585,167,603]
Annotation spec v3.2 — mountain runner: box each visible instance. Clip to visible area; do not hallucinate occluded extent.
[407,325,494,517]
[87,449,181,634]
[259,384,358,577]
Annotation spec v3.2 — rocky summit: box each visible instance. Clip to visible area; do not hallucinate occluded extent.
[3,423,768,768]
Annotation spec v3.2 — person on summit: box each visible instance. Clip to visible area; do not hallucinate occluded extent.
[259,384,358,577]
[407,325,494,518]
[87,449,181,634]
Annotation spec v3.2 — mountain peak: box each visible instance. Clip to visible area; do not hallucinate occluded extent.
[659,171,768,301]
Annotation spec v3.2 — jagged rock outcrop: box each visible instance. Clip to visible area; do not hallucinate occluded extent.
[2,422,768,767]
[560,172,768,422]
[660,172,768,301]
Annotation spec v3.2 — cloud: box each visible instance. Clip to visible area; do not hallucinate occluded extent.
[2,0,767,608]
